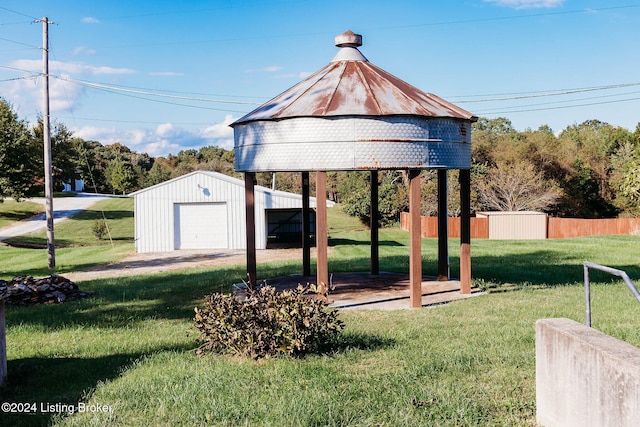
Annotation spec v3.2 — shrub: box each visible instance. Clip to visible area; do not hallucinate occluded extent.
[92,219,108,240]
[194,284,344,359]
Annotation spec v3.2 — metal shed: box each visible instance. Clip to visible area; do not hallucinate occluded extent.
[477,211,548,240]
[131,170,330,252]
[232,30,477,307]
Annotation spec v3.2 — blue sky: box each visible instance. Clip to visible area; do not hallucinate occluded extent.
[1,0,639,157]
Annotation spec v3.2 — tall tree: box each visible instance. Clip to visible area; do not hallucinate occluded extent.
[0,99,38,200]
[105,157,137,194]
[33,119,79,190]
[477,159,561,212]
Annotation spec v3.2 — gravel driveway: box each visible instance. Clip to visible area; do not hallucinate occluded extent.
[63,247,321,283]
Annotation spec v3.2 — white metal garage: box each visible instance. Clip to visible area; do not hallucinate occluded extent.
[131,170,330,253]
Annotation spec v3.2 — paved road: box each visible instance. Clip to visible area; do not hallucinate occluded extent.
[0,193,114,241]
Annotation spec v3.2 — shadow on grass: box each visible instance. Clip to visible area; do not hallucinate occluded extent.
[0,343,194,427]
[467,252,640,289]
[334,331,396,353]
[4,264,276,330]
[75,209,133,220]
[330,250,640,290]
[3,238,133,249]
[7,245,638,331]
[329,238,404,247]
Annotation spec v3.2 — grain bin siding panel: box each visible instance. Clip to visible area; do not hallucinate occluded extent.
[487,212,547,240]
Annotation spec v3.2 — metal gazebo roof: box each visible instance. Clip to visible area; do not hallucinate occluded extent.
[233,31,474,121]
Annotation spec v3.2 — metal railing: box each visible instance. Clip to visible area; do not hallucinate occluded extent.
[583,261,640,327]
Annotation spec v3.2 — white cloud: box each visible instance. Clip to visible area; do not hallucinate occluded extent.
[156,122,175,137]
[72,116,239,157]
[483,0,564,8]
[245,65,284,74]
[201,114,236,139]
[11,59,135,75]
[0,72,85,118]
[3,58,135,118]
[71,46,97,56]
[82,17,100,24]
[49,75,85,112]
[149,71,184,77]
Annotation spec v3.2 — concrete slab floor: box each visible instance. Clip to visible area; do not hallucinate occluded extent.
[257,271,484,310]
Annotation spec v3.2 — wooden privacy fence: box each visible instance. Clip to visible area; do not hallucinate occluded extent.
[400,212,640,239]
[400,212,489,238]
[548,217,640,238]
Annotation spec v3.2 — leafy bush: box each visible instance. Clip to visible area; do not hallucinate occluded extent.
[194,284,344,359]
[92,219,108,240]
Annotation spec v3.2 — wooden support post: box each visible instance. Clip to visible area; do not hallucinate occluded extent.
[0,300,6,386]
[409,169,422,308]
[316,171,328,287]
[437,169,450,281]
[244,173,257,288]
[459,169,472,294]
[302,172,311,277]
[370,170,379,275]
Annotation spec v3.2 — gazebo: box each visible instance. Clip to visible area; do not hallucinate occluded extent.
[231,30,477,308]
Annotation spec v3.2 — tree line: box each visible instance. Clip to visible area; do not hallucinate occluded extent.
[2,97,639,223]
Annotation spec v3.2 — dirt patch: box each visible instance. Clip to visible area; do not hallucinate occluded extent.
[64,247,323,283]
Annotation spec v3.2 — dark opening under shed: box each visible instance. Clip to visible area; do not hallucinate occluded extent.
[231,30,477,308]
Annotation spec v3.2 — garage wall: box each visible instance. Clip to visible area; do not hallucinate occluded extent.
[134,171,246,252]
[133,171,327,253]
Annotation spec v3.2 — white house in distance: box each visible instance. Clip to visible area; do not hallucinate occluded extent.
[131,170,332,253]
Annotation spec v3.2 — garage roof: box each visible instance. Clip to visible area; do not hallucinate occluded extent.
[130,170,334,206]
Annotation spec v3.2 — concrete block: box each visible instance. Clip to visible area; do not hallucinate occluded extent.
[536,318,640,427]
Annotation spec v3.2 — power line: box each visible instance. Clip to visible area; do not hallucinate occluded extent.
[6,56,640,121]
[85,4,640,50]
[52,73,640,109]
[0,64,38,75]
[65,79,268,100]
[0,76,34,82]
[54,115,216,126]
[374,4,640,30]
[0,36,39,49]
[477,90,640,112]
[451,82,640,103]
[476,96,640,116]
[0,6,38,20]
[54,75,263,106]
[56,76,249,114]
[95,0,310,21]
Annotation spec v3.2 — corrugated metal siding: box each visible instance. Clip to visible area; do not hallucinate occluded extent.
[133,171,326,253]
[484,212,547,240]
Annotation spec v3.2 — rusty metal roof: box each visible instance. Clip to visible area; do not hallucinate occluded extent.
[232,30,476,125]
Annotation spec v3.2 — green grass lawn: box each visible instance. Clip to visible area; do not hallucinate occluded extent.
[0,200,43,229]
[0,197,134,278]
[1,204,639,426]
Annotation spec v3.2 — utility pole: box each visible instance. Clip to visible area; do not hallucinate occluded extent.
[37,17,55,269]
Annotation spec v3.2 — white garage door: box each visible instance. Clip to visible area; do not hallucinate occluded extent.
[174,202,228,249]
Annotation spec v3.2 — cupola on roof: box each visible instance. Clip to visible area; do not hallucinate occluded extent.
[233,30,475,123]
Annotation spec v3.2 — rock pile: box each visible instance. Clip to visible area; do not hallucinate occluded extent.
[0,275,90,306]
